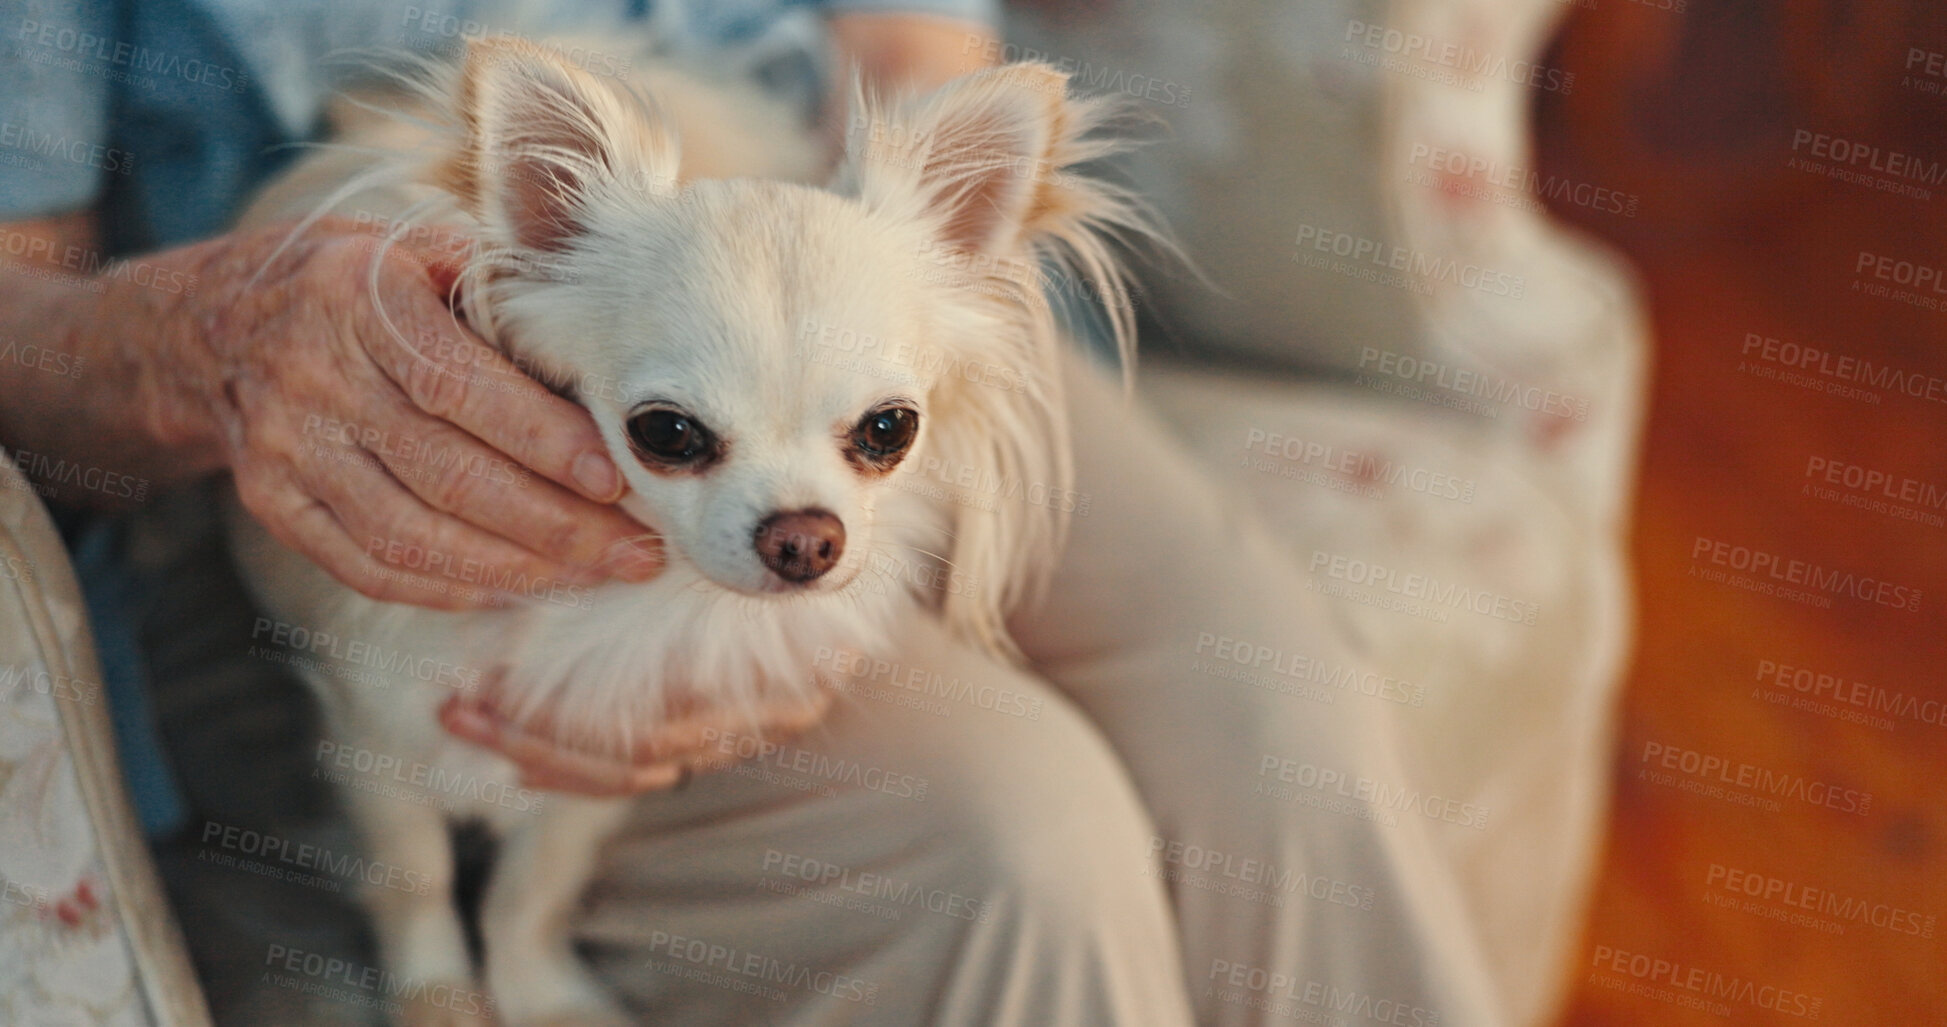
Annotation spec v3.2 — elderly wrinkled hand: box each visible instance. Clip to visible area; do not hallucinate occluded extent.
[145,216,665,607]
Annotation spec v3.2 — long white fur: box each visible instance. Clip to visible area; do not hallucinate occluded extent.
[227,35,1156,1026]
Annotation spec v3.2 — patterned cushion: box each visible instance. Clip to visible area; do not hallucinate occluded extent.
[0,451,211,1026]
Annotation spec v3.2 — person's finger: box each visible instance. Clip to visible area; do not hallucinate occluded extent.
[438,697,685,795]
[365,402,664,580]
[229,457,476,610]
[521,760,686,798]
[359,259,631,506]
[296,439,605,602]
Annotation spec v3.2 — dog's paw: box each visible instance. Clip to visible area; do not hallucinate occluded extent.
[396,980,495,1027]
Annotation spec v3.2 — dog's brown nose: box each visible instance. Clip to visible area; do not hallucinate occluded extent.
[754,509,846,583]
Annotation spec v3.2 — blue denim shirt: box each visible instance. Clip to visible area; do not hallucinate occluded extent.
[1,0,997,252]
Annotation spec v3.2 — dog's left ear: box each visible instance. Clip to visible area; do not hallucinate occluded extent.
[843,63,1147,262]
[443,37,680,254]
[843,66,1159,659]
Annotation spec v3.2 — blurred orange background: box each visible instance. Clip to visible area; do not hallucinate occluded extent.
[1535,2,1947,1023]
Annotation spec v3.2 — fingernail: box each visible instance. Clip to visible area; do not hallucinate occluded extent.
[632,764,685,792]
[572,451,621,501]
[610,537,664,582]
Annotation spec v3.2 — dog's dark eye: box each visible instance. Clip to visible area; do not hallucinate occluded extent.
[852,406,919,466]
[627,406,717,465]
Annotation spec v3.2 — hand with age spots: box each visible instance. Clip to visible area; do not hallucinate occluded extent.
[1,214,666,598]
[181,216,672,606]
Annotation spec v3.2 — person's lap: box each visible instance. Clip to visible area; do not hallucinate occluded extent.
[577,352,1506,1027]
[577,613,1194,1026]
[1019,352,1507,1026]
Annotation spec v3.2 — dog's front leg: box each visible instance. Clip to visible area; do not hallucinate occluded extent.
[482,796,635,1027]
[336,785,483,1026]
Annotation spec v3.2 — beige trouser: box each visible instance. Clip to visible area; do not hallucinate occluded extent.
[575,352,1513,1026]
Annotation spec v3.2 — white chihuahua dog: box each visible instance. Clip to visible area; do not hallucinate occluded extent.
[227,35,1149,1026]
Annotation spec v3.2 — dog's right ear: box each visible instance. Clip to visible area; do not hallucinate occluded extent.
[442,37,679,254]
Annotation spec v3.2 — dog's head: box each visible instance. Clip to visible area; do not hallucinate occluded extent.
[435,39,1149,654]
